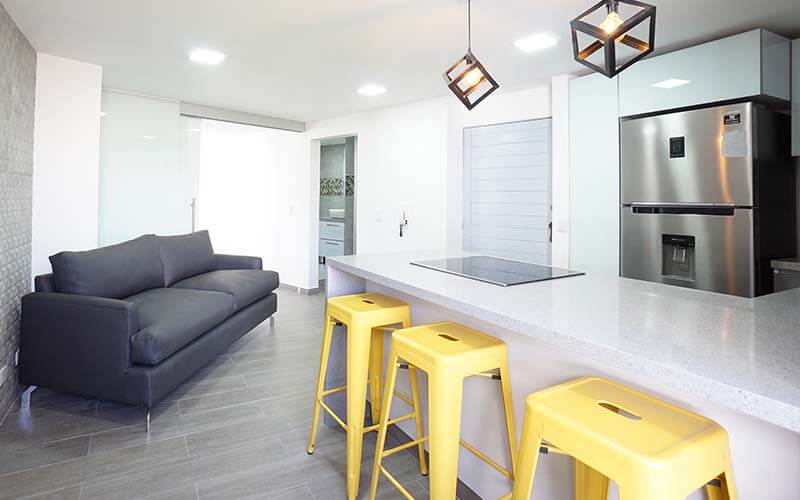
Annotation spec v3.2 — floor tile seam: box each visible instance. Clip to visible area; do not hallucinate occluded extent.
[177,376,313,413]
[0,434,190,482]
[11,482,84,500]
[0,432,103,476]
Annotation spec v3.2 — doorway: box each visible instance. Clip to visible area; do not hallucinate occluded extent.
[462,119,552,264]
[318,135,357,282]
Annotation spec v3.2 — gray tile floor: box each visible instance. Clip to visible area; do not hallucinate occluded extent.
[0,290,429,500]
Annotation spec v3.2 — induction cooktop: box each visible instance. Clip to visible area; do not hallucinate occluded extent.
[410,256,584,287]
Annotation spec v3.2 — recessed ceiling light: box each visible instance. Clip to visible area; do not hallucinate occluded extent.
[143,136,157,140]
[652,78,691,89]
[514,34,558,53]
[100,112,108,117]
[357,84,387,97]
[189,48,226,65]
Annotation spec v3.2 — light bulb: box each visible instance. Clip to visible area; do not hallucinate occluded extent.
[599,11,623,34]
[463,68,485,87]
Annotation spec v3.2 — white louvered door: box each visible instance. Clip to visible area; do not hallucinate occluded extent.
[463,119,552,264]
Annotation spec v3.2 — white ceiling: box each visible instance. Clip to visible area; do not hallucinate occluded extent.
[4,0,800,122]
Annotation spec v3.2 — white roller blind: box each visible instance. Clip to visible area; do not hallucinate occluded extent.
[463,119,552,264]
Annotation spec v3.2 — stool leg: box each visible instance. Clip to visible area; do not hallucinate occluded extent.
[368,327,385,425]
[307,315,336,454]
[510,417,543,500]
[408,365,428,476]
[499,358,518,475]
[428,371,464,499]
[346,322,372,500]
[574,461,609,500]
[369,350,400,500]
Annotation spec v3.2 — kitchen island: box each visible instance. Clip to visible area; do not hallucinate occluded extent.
[322,251,800,499]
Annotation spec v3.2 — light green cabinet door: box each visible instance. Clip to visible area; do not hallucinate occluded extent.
[619,29,790,117]
[569,74,620,276]
[793,39,799,156]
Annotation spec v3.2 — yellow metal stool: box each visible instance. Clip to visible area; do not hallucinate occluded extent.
[369,322,517,499]
[508,377,738,500]
[307,292,427,500]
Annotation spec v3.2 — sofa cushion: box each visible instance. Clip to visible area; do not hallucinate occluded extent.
[157,230,216,286]
[126,288,234,365]
[49,235,164,299]
[171,270,279,311]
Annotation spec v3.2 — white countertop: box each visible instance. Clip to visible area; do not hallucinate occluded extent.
[328,251,800,432]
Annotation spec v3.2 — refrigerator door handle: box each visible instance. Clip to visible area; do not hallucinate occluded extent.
[629,202,736,208]
[630,204,736,216]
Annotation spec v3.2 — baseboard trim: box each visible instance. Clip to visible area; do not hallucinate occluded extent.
[385,424,482,500]
[278,283,321,295]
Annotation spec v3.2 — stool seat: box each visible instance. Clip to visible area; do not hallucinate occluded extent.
[530,377,727,463]
[327,292,409,323]
[393,322,506,372]
[510,376,738,500]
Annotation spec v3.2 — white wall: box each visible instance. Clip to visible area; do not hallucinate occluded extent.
[31,53,102,278]
[550,76,571,268]
[304,85,557,288]
[305,98,451,284]
[29,58,561,290]
[196,119,310,289]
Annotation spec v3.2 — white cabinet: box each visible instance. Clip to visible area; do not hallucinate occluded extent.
[793,39,799,156]
[319,220,345,241]
[619,30,791,117]
[319,238,345,257]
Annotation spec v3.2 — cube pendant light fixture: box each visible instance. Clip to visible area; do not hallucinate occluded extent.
[443,0,499,110]
[570,0,656,78]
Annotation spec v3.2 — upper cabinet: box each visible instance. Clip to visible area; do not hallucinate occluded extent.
[619,30,791,117]
[793,38,799,156]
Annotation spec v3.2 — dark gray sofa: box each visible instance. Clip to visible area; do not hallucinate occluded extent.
[20,231,278,414]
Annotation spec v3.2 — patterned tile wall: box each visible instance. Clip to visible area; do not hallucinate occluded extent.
[0,3,36,418]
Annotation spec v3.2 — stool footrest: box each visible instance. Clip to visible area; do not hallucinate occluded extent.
[393,390,413,407]
[460,438,513,480]
[320,386,347,397]
[319,400,347,431]
[379,465,415,500]
[364,412,417,433]
[381,436,430,459]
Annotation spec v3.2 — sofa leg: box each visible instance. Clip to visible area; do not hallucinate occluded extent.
[21,386,37,409]
[269,316,275,328]
[146,410,151,434]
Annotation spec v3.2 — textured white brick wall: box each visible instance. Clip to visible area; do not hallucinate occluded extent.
[0,2,35,417]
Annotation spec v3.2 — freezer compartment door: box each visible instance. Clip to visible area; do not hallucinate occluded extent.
[620,103,754,205]
[621,207,756,297]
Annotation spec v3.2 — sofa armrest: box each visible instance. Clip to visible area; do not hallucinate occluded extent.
[20,292,139,402]
[214,254,263,270]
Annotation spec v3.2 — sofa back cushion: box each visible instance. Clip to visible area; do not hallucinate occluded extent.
[158,230,216,286]
[49,235,164,299]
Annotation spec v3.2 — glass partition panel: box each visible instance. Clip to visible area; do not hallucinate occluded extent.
[98,91,199,245]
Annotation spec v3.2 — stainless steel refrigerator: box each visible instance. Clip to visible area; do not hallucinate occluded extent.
[620,102,796,297]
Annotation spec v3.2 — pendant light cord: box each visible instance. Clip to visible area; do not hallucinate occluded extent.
[467,0,471,50]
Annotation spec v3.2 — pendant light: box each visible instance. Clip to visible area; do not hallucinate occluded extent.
[443,0,499,110]
[570,0,656,78]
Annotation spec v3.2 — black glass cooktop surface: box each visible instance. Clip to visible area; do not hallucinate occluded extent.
[410,256,584,287]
